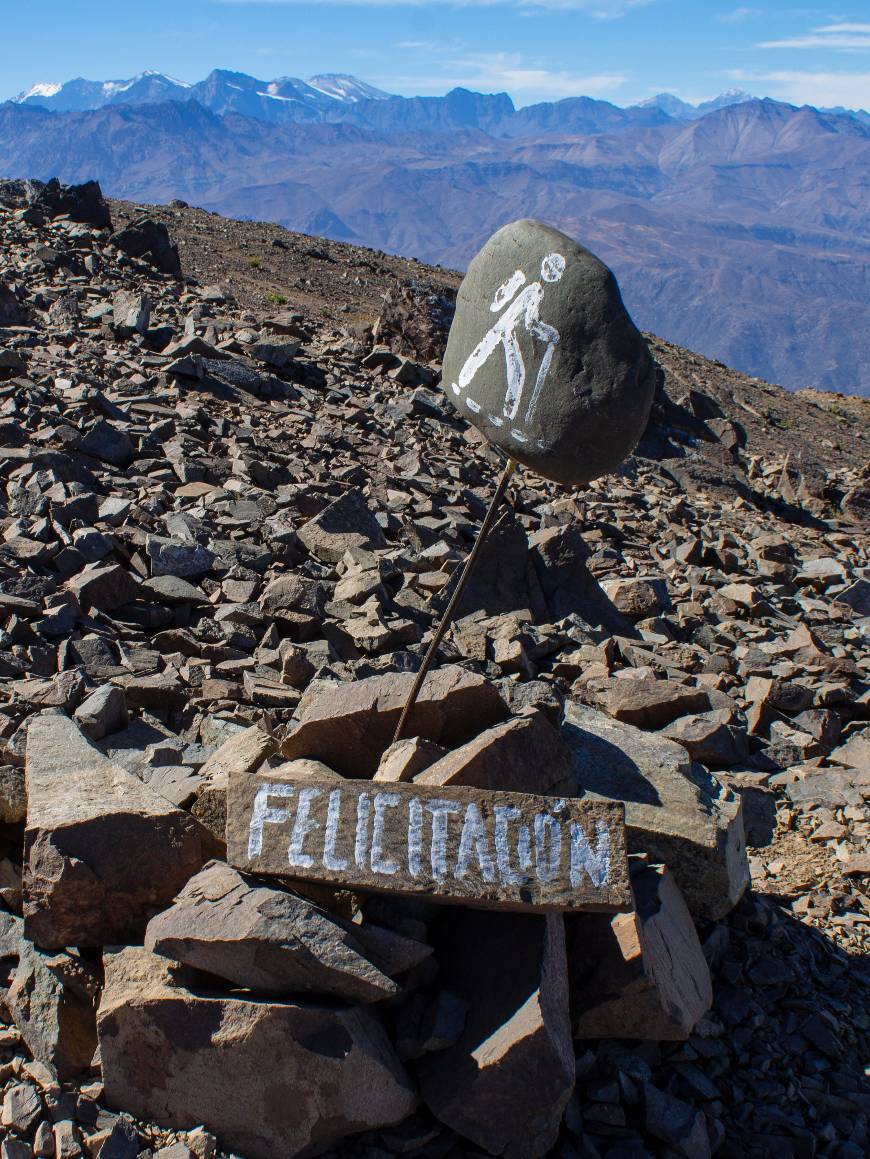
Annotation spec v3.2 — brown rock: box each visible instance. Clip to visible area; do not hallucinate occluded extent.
[98,946,417,1159]
[24,715,204,949]
[414,708,576,796]
[375,737,446,783]
[145,860,399,1002]
[605,678,711,730]
[281,664,507,777]
[297,489,386,564]
[562,702,748,921]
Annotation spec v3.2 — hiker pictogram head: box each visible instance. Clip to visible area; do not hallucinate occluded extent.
[541,252,566,283]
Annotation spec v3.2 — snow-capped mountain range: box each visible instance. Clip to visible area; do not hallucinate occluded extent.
[12,70,392,122]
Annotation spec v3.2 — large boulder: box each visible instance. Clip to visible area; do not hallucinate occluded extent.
[23,715,204,948]
[414,707,576,796]
[441,219,655,486]
[98,946,417,1159]
[562,702,748,921]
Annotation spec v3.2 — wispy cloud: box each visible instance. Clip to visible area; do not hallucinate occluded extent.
[715,6,761,23]
[726,67,870,108]
[757,21,870,51]
[374,50,628,100]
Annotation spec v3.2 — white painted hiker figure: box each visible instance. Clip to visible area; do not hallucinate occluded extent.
[450,251,566,441]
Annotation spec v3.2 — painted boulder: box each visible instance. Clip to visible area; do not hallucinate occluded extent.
[441,219,656,486]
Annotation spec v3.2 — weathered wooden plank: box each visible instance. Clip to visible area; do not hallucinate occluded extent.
[227,771,631,913]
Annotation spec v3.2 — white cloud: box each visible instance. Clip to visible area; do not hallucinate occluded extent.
[757,21,870,51]
[715,6,761,23]
[726,67,870,108]
[374,51,629,101]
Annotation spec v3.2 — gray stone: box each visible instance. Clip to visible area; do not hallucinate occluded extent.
[297,489,386,564]
[0,764,26,823]
[441,219,655,485]
[146,537,215,579]
[24,714,204,949]
[112,291,150,337]
[569,862,712,1040]
[97,946,417,1159]
[73,685,128,742]
[417,909,574,1158]
[145,860,400,1002]
[562,702,748,921]
[109,217,181,276]
[7,937,98,1079]
[141,575,206,604]
[78,422,135,470]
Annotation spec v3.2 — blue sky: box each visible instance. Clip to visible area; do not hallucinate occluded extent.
[2,0,868,110]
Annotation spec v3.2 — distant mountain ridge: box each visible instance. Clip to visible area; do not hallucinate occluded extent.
[2,72,868,395]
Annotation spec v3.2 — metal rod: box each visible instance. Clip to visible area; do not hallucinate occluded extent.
[392,456,518,745]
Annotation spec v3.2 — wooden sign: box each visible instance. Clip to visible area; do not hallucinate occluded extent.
[227,772,631,914]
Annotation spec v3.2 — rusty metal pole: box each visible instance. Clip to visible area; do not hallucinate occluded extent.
[392,456,518,745]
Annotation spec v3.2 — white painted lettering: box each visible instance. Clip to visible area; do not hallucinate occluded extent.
[323,788,348,871]
[455,802,496,882]
[426,799,461,880]
[371,791,401,875]
[287,786,322,869]
[355,793,371,870]
[494,804,527,885]
[569,819,611,888]
[534,812,562,882]
[408,797,423,877]
[248,783,295,859]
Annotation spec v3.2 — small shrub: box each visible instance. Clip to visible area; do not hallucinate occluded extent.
[248,256,261,269]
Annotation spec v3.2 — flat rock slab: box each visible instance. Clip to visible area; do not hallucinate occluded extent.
[562,701,748,922]
[145,860,400,1003]
[98,946,417,1159]
[281,664,507,777]
[441,219,655,485]
[24,715,204,949]
[228,769,631,913]
[417,909,575,1158]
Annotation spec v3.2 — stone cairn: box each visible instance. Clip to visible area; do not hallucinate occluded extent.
[0,180,866,1159]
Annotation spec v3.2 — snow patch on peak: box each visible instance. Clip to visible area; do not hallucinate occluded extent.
[15,82,62,101]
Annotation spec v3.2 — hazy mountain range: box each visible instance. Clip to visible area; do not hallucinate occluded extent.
[3,70,868,395]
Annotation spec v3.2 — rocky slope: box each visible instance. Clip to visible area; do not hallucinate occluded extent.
[0,179,866,1159]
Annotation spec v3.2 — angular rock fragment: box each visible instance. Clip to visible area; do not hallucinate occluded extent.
[24,714,204,948]
[417,909,574,1158]
[562,702,748,920]
[297,488,386,563]
[145,860,399,1002]
[282,665,507,777]
[6,924,99,1079]
[73,684,128,742]
[605,678,711,730]
[98,946,417,1159]
[569,861,712,1040]
[414,707,576,796]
